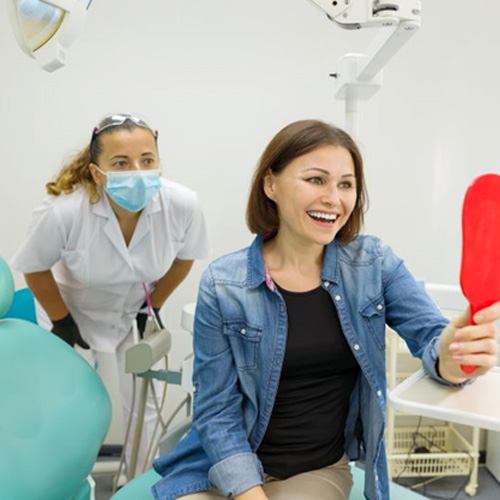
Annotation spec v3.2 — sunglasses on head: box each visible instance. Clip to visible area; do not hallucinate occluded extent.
[90,114,158,145]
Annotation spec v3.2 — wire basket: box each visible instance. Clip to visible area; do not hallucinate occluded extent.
[387,425,474,478]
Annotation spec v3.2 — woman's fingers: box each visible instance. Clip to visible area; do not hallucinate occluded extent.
[449,337,497,356]
[448,320,498,369]
[452,353,497,369]
[473,301,500,324]
[453,322,498,342]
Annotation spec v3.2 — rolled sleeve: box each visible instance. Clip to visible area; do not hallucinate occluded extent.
[208,452,264,497]
[422,335,472,388]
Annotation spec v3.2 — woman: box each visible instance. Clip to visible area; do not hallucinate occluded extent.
[152,120,499,500]
[11,113,209,471]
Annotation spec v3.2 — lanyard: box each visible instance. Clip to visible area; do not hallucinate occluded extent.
[142,283,154,317]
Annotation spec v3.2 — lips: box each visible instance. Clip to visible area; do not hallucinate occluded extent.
[306,210,339,224]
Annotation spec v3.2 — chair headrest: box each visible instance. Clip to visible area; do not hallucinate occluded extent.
[0,257,14,317]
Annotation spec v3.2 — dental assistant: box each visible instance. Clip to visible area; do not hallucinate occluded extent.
[11,114,209,470]
[152,120,499,500]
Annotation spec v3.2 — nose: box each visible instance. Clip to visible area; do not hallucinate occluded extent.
[321,185,340,207]
[130,160,143,171]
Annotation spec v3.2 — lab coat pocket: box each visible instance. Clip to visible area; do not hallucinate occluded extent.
[60,249,89,286]
[359,296,386,350]
[222,321,262,371]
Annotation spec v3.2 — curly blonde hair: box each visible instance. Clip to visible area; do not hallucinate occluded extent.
[45,115,157,203]
[46,145,100,202]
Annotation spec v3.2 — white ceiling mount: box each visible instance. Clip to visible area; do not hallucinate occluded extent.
[309,0,421,137]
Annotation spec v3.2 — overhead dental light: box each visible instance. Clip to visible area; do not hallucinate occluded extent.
[309,0,421,136]
[6,0,92,72]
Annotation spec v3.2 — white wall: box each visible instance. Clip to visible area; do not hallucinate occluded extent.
[1,0,499,331]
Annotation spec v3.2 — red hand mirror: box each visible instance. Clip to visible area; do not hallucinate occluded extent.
[460,173,500,374]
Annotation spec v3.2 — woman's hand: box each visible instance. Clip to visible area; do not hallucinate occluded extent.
[234,485,268,500]
[51,313,90,349]
[438,302,499,384]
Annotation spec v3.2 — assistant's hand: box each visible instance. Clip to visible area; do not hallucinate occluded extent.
[438,302,499,384]
[51,313,90,349]
[136,302,164,339]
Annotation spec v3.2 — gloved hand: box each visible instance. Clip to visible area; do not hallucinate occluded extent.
[51,313,90,349]
[136,302,164,339]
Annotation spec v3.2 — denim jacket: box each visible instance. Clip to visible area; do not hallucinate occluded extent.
[152,234,454,500]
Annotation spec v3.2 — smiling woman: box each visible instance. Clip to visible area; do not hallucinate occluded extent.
[262,145,358,249]
[151,120,499,500]
[247,120,367,245]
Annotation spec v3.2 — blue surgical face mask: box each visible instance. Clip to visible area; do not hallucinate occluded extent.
[94,166,162,212]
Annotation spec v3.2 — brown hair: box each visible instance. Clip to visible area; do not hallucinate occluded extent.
[46,115,157,202]
[246,119,368,244]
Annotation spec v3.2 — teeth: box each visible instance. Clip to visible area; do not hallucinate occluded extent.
[308,211,338,221]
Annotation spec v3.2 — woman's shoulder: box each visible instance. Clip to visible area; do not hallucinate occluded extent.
[336,234,386,263]
[36,188,88,218]
[21,189,90,242]
[160,178,199,208]
[202,246,251,284]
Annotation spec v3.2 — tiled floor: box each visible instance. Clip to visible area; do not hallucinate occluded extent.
[95,466,500,500]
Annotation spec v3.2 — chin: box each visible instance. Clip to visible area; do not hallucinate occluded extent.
[310,231,338,246]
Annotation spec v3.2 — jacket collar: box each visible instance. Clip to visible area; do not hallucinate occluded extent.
[247,235,268,289]
[321,239,340,285]
[246,234,340,290]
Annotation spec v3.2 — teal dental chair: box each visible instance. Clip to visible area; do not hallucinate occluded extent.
[112,460,427,499]
[0,256,112,500]
[0,286,37,323]
[110,414,426,498]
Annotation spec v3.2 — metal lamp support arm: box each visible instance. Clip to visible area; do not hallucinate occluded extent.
[309,0,421,137]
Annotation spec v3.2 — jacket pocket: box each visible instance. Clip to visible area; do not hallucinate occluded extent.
[222,321,262,371]
[359,296,386,350]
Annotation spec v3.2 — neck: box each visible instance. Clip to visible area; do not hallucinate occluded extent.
[264,230,324,273]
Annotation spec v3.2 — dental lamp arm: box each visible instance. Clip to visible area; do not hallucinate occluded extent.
[307,1,422,136]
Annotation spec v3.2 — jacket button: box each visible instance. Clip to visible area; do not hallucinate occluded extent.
[377,390,383,397]
[353,344,360,351]
[335,295,341,301]
[323,281,330,288]
[377,304,384,311]
[240,328,246,335]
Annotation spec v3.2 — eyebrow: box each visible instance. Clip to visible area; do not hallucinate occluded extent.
[304,167,355,178]
[109,152,156,160]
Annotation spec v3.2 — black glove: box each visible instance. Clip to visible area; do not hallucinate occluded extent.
[51,313,90,349]
[136,302,164,339]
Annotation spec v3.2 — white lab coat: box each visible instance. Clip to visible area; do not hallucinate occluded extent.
[12,178,209,352]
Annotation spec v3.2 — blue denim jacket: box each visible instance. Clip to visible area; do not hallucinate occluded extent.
[153,234,453,500]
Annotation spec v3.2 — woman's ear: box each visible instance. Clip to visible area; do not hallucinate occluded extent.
[89,163,105,187]
[263,171,276,201]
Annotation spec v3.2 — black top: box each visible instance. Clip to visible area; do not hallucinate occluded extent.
[257,284,359,479]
